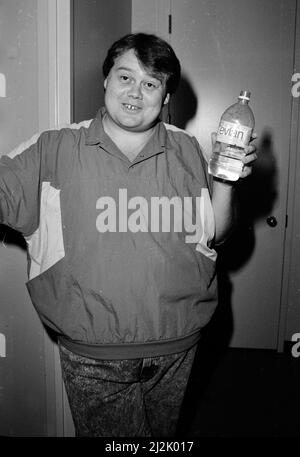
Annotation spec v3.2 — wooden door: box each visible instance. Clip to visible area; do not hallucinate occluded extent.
[153,0,295,349]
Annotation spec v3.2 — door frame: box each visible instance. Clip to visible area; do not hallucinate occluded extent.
[37,0,73,436]
[278,0,300,351]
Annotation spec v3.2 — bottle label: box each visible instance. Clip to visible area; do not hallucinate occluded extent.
[216,120,252,148]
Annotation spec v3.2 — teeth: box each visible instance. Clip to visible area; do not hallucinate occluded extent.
[124,104,139,111]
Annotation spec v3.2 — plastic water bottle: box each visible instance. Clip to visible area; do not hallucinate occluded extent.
[208,90,255,181]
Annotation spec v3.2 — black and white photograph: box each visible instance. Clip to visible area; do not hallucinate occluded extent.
[0,0,299,445]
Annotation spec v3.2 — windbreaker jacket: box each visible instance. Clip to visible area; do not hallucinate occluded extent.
[0,109,218,359]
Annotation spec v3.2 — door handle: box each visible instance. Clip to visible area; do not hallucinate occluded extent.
[266,216,277,227]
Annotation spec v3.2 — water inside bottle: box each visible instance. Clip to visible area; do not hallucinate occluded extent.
[208,149,244,181]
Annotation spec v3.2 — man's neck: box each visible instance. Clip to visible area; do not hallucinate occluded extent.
[102,115,156,161]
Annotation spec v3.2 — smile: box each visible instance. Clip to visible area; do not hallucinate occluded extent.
[122,103,141,111]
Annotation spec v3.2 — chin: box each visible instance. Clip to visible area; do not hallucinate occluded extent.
[117,118,145,131]
[123,125,146,133]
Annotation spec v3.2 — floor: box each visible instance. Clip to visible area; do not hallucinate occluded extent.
[178,342,300,437]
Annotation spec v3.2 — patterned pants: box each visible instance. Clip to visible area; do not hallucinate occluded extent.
[58,343,197,437]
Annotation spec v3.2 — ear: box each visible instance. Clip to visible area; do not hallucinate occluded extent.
[163,93,170,106]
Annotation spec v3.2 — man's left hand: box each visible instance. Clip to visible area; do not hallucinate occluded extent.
[240,132,258,179]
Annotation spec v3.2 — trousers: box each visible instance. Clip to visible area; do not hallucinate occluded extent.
[58,343,197,437]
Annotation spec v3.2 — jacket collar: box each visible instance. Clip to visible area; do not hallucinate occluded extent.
[85,107,173,161]
[85,108,107,146]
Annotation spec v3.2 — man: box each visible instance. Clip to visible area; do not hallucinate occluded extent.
[0,33,256,437]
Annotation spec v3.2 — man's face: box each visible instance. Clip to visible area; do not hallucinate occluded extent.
[104,49,170,133]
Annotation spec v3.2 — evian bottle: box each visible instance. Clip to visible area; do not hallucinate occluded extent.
[208,90,255,181]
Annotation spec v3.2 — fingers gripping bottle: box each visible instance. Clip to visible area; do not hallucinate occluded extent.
[208,90,255,181]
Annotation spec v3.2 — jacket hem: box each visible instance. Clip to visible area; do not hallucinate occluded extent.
[57,331,201,360]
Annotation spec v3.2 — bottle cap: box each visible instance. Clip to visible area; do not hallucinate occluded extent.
[239,90,251,100]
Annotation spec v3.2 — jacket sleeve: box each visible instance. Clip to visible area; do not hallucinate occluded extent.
[191,136,214,196]
[0,119,92,236]
[0,135,43,236]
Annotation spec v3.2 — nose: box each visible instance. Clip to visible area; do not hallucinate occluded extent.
[128,82,143,99]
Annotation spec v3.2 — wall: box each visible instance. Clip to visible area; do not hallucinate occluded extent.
[132,0,169,37]
[0,0,47,436]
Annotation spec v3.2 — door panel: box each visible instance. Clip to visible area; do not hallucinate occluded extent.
[72,0,132,122]
[164,0,295,348]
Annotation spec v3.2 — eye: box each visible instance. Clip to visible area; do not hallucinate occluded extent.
[143,81,158,90]
[119,75,131,83]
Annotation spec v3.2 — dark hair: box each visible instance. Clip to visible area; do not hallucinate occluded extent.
[102,33,181,95]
